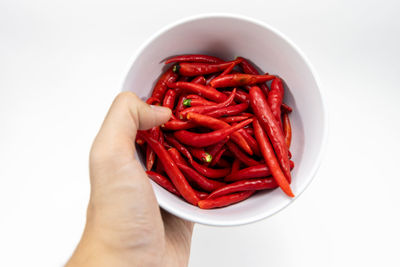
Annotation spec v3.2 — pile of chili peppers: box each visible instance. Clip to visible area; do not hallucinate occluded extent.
[137,54,294,209]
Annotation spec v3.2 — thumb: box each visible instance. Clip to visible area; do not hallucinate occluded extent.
[91,92,171,161]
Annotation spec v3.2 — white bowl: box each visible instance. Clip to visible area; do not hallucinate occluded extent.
[122,14,327,226]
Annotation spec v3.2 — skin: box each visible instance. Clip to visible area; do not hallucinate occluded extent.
[66,92,193,267]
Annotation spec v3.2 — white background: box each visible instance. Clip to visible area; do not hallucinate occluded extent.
[1,0,399,266]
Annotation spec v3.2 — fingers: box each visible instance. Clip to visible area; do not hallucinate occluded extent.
[90,92,171,162]
[101,91,171,141]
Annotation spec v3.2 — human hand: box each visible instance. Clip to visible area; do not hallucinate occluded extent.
[66,92,194,267]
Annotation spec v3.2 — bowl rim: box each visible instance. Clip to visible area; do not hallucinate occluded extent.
[123,13,329,226]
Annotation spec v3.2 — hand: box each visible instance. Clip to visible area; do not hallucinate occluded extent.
[66,92,194,267]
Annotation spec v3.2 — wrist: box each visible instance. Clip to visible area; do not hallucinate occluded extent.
[66,205,163,267]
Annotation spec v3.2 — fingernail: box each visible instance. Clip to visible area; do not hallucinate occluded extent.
[150,105,171,113]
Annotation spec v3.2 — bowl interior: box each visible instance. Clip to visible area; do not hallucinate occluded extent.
[123,15,326,226]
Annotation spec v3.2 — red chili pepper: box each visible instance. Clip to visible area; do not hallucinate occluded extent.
[165,54,224,65]
[210,73,275,88]
[187,147,212,163]
[186,111,253,155]
[253,119,294,197]
[220,115,252,124]
[146,171,180,196]
[226,164,272,181]
[205,73,219,85]
[244,127,254,136]
[216,158,231,168]
[282,113,292,148]
[225,161,295,182]
[145,126,161,170]
[150,159,210,201]
[173,118,253,148]
[191,75,207,85]
[238,57,270,97]
[138,131,200,205]
[190,160,231,179]
[222,89,250,103]
[230,158,241,175]
[268,77,284,129]
[207,178,278,199]
[146,96,161,105]
[168,148,225,192]
[194,190,209,200]
[210,148,226,167]
[249,86,291,181]
[162,120,196,131]
[162,89,177,110]
[151,66,178,101]
[179,88,235,118]
[281,103,293,113]
[205,103,249,118]
[183,97,216,107]
[146,144,155,170]
[164,133,193,161]
[165,134,229,178]
[173,59,241,76]
[207,137,229,163]
[155,158,164,174]
[209,60,240,84]
[236,128,261,156]
[169,82,228,102]
[175,94,187,113]
[225,141,259,166]
[222,149,234,158]
[198,191,255,209]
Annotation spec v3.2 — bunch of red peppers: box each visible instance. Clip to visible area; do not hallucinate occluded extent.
[137,54,294,209]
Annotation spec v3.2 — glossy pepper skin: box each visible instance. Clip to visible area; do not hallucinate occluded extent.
[225,141,259,167]
[225,161,295,182]
[165,54,224,65]
[169,82,228,103]
[146,171,180,196]
[168,148,225,192]
[238,57,270,97]
[162,120,196,131]
[151,66,178,102]
[210,74,275,88]
[173,59,241,76]
[283,113,292,148]
[179,88,236,118]
[207,138,229,165]
[210,148,226,167]
[230,159,241,175]
[186,111,253,155]
[249,86,291,182]
[138,131,200,205]
[145,127,160,170]
[253,120,294,197]
[165,134,230,179]
[173,118,253,148]
[198,191,255,209]
[268,77,284,129]
[207,178,278,199]
[187,147,212,163]
[220,115,252,124]
[183,98,215,107]
[205,103,249,118]
[190,160,231,179]
[236,128,261,156]
[162,89,177,110]
[191,75,207,85]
